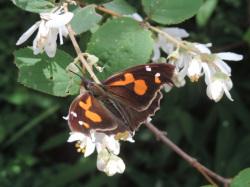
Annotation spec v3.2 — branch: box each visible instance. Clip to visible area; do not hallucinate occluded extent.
[63,4,101,84]
[145,122,232,187]
[94,6,201,56]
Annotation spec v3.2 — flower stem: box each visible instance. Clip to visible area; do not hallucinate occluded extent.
[64,4,101,84]
[145,122,232,187]
[95,6,120,17]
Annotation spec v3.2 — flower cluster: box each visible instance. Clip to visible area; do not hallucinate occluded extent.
[152,28,243,102]
[16,7,73,58]
[67,131,134,176]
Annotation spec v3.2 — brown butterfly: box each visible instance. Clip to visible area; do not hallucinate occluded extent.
[66,63,175,136]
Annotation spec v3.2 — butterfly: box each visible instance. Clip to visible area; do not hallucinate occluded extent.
[66,63,175,137]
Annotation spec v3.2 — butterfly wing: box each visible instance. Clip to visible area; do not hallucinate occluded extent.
[103,63,174,111]
[108,91,163,131]
[67,92,130,135]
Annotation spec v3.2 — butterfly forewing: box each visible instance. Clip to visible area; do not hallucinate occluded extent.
[103,63,174,111]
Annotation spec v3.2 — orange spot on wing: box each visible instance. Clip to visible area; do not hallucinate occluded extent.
[79,96,91,110]
[83,122,90,128]
[86,110,102,122]
[110,73,135,86]
[134,80,147,95]
[155,76,161,84]
[79,96,102,123]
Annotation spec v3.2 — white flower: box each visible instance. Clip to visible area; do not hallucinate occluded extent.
[152,27,189,61]
[16,7,73,58]
[67,132,95,157]
[187,58,203,82]
[168,49,191,87]
[96,148,125,176]
[206,73,233,102]
[67,130,131,176]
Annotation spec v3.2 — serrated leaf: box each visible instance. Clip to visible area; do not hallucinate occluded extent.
[141,0,203,25]
[87,17,154,80]
[104,0,136,15]
[11,0,55,13]
[231,168,250,187]
[196,0,218,27]
[14,47,80,97]
[71,5,102,35]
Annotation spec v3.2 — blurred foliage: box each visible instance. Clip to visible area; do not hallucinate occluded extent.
[1,0,250,187]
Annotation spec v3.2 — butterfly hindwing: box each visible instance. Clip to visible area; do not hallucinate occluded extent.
[68,92,123,135]
[103,63,174,111]
[106,91,163,131]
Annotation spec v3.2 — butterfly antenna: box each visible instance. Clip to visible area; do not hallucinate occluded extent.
[68,64,93,90]
[75,63,85,75]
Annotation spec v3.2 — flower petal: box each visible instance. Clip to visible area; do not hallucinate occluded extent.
[46,12,73,28]
[67,132,85,142]
[216,52,243,61]
[84,137,96,157]
[187,58,202,80]
[44,29,58,57]
[194,43,211,54]
[202,63,213,85]
[103,136,120,155]
[213,59,231,76]
[16,21,41,45]
[161,27,189,38]
[104,155,125,176]
[32,35,42,55]
[96,148,110,171]
[222,84,233,101]
[206,80,224,102]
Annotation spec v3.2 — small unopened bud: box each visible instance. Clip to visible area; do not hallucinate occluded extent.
[66,63,79,74]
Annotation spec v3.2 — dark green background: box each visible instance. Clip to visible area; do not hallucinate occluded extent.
[1,0,250,186]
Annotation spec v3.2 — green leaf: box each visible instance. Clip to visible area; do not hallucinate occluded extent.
[14,47,80,97]
[11,0,55,13]
[71,5,102,35]
[141,0,203,24]
[200,185,214,187]
[104,0,136,15]
[87,17,154,80]
[196,0,218,27]
[231,168,250,187]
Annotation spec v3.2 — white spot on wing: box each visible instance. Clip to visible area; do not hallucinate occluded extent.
[70,111,77,117]
[78,121,84,125]
[155,72,161,77]
[145,65,152,72]
[62,115,69,120]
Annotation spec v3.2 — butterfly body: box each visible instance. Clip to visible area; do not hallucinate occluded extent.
[67,63,175,136]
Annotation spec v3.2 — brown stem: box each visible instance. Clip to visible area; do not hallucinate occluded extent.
[145,122,232,187]
[63,4,101,84]
[95,6,121,17]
